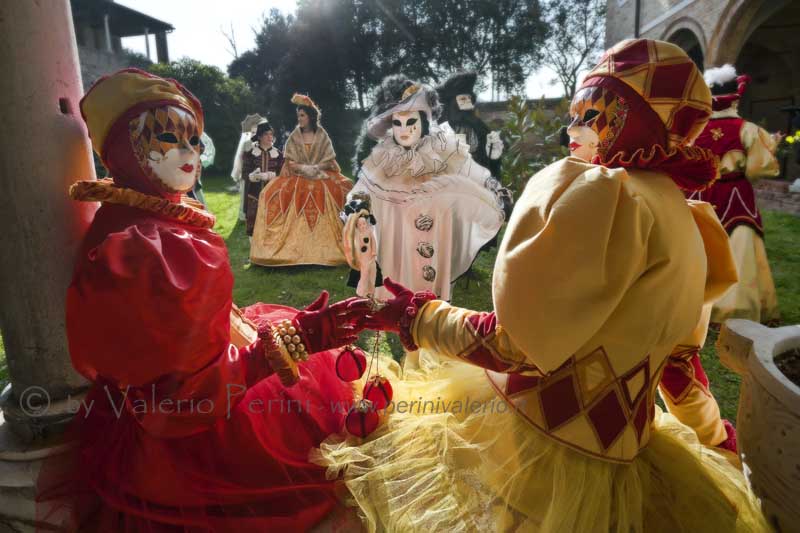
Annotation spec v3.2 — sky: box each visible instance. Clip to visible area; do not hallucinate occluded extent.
[118,0,564,100]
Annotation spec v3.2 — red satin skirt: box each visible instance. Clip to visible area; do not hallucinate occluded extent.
[36,305,354,532]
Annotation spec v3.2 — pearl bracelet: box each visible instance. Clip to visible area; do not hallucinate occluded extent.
[258,322,299,386]
[276,319,309,361]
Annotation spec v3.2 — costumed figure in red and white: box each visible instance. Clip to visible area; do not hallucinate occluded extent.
[688,64,782,325]
[36,69,371,532]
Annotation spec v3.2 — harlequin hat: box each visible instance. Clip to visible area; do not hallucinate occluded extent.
[581,39,711,149]
[576,39,718,191]
[80,68,204,161]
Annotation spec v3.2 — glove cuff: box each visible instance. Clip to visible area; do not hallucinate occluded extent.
[398,291,437,351]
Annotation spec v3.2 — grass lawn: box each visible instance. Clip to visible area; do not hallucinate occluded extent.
[1,174,798,423]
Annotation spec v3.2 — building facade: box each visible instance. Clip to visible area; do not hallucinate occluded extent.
[606,0,800,177]
[70,0,172,89]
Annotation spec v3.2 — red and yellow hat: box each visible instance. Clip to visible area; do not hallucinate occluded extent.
[80,68,204,160]
[577,39,718,191]
[581,39,711,149]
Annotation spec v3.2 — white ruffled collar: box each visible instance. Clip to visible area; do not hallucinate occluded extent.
[251,143,280,158]
[370,125,465,178]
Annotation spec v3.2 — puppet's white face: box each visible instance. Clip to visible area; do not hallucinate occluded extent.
[456,94,474,110]
[392,111,423,148]
[566,122,599,162]
[129,105,201,193]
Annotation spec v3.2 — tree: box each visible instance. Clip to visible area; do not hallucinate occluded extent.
[423,0,548,96]
[149,59,257,174]
[502,96,568,198]
[541,0,606,99]
[227,0,551,166]
[231,0,550,109]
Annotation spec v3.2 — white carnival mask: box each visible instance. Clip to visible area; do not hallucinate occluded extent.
[392,110,423,148]
[130,105,201,193]
[456,94,474,111]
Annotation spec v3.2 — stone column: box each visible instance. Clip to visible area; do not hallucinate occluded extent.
[0,0,96,443]
[155,32,170,64]
[0,1,96,527]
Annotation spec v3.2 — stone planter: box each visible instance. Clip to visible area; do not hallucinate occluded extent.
[717,320,800,531]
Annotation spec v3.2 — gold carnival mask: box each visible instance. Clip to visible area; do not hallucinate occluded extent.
[129,105,202,193]
[567,86,628,161]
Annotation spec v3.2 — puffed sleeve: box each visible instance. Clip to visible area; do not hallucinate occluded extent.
[411,302,541,373]
[410,159,653,374]
[658,201,737,447]
[741,121,780,180]
[66,222,274,438]
[490,158,654,373]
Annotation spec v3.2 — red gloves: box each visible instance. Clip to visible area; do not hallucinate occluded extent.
[294,291,372,354]
[362,278,436,350]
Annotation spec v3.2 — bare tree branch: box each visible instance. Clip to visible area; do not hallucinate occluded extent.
[221,22,239,60]
[541,0,606,99]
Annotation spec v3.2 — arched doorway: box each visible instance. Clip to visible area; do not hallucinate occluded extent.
[667,28,704,72]
[733,1,800,179]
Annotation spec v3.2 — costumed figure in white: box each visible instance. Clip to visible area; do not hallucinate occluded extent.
[348,80,505,301]
[342,193,380,297]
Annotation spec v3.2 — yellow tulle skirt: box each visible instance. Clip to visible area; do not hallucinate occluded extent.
[312,351,769,532]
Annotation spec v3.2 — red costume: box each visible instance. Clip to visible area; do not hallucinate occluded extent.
[693,115,764,235]
[687,66,780,324]
[36,69,368,532]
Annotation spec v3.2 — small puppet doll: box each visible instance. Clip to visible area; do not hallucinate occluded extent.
[342,193,382,297]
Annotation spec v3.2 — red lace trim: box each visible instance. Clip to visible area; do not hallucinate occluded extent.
[594,144,720,192]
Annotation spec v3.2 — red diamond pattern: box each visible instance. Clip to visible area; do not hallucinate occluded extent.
[594,112,608,132]
[506,373,541,396]
[539,375,581,431]
[612,39,650,73]
[587,389,627,450]
[632,398,648,444]
[649,62,694,99]
[659,359,692,400]
[670,105,708,137]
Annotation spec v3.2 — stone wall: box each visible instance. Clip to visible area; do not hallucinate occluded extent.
[77,45,130,90]
[755,179,800,216]
[606,0,727,54]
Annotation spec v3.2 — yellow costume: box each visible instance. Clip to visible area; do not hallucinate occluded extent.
[250,96,352,266]
[313,40,768,532]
